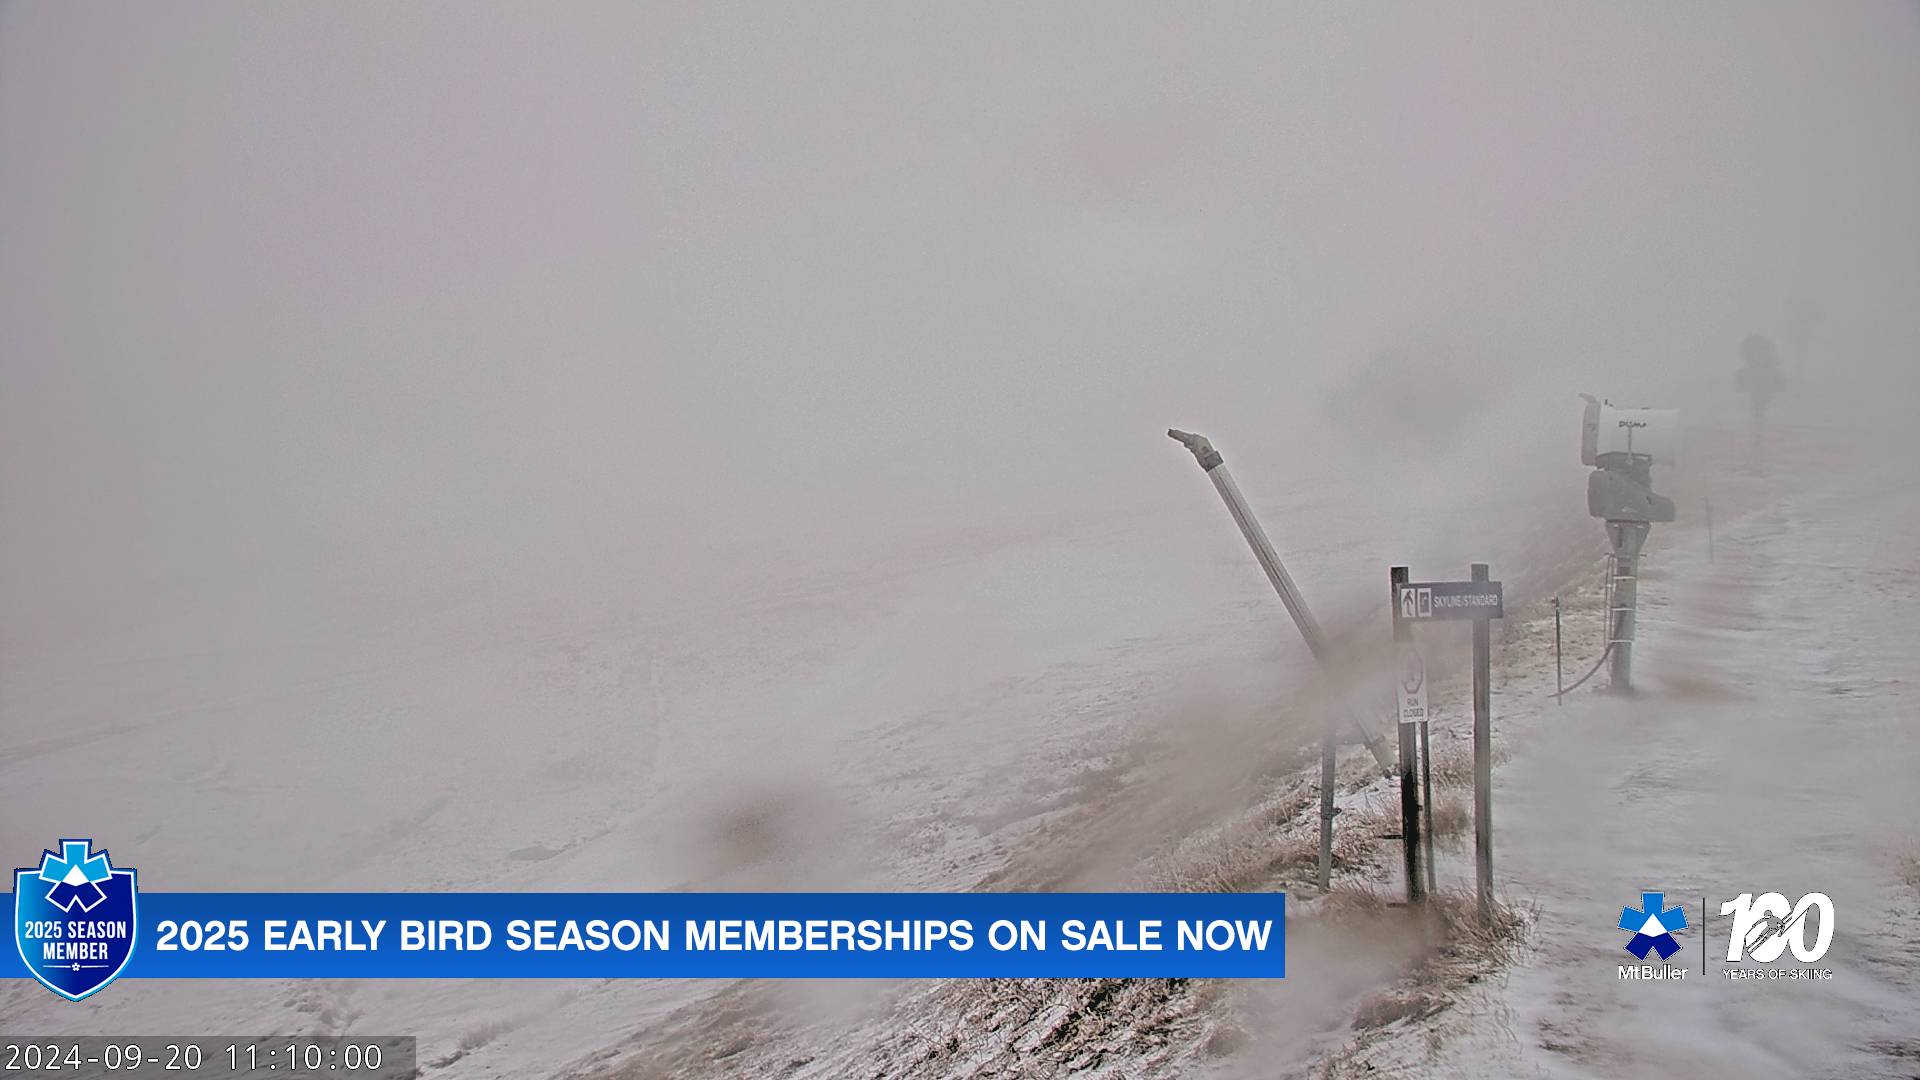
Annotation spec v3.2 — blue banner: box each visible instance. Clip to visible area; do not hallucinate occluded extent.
[7,892,1284,979]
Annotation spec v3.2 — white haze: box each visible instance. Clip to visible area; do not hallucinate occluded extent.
[5,2,1917,656]
[3,3,1919,1072]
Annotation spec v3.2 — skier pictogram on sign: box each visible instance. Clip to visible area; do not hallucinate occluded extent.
[1399,587,1435,620]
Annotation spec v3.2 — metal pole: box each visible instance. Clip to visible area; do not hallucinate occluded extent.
[1391,565,1424,905]
[1553,595,1564,704]
[1420,705,1436,894]
[1317,703,1335,891]
[1210,460,1337,889]
[1603,553,1614,643]
[1471,563,1493,921]
[1168,430,1395,775]
[1607,523,1648,692]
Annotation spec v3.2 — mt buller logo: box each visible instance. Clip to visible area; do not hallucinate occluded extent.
[1619,890,1686,960]
[14,839,138,1000]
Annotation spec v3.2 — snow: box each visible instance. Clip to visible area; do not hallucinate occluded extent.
[1326,432,1920,1078]
[7,410,1913,1080]
[0,417,1582,1076]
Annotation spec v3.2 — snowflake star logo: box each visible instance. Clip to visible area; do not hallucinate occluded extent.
[37,841,115,914]
[1619,890,1687,960]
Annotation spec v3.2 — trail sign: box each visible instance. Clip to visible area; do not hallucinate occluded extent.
[1390,563,1503,913]
[1399,580,1503,622]
[1397,644,1428,726]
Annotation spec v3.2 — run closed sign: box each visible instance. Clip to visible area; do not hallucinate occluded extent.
[1397,644,1428,725]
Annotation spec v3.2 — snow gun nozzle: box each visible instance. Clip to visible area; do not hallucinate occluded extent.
[1167,429,1223,471]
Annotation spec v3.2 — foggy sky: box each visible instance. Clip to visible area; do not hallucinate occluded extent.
[4,2,1917,650]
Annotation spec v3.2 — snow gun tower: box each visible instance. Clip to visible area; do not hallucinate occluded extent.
[1581,398,1678,691]
[1168,428,1395,892]
[1166,428,1394,771]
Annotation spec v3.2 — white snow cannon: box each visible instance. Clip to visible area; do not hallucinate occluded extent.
[1582,401,1679,525]
[1579,397,1680,691]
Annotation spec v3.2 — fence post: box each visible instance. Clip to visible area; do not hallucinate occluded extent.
[1553,596,1563,704]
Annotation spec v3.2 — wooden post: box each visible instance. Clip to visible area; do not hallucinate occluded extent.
[1471,563,1493,920]
[1391,566,1424,904]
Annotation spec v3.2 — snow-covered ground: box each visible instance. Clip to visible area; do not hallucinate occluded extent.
[0,403,1587,1075]
[1325,431,1920,1078]
[7,407,1912,1080]
[8,3,1919,1073]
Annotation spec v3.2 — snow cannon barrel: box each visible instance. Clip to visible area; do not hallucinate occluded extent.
[1580,402,1680,468]
[1580,399,1679,524]
[1167,429,1223,471]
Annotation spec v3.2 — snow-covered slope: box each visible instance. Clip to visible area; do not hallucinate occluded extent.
[0,417,1584,1075]
[1324,434,1920,1078]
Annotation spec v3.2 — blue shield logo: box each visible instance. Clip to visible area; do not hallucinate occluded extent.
[13,839,138,1000]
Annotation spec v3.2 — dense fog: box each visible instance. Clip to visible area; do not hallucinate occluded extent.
[6,3,1916,654]
[3,6,1918,1072]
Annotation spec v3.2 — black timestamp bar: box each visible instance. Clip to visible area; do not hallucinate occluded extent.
[0,1037,414,1079]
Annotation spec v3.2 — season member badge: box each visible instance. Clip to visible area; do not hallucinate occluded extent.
[14,839,138,1000]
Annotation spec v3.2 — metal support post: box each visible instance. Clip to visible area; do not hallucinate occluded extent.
[1420,706,1436,894]
[1553,595,1564,704]
[1607,522,1649,691]
[1391,565,1424,905]
[1471,563,1493,920]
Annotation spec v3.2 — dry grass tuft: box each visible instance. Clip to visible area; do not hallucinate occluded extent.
[1153,772,1405,895]
[1316,882,1393,924]
[1176,825,1296,894]
[1338,887,1530,1039]
[1427,743,1509,788]
[457,1019,511,1052]
[1899,849,1920,897]
[1425,889,1532,974]
[1427,795,1471,849]
[1351,989,1446,1030]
